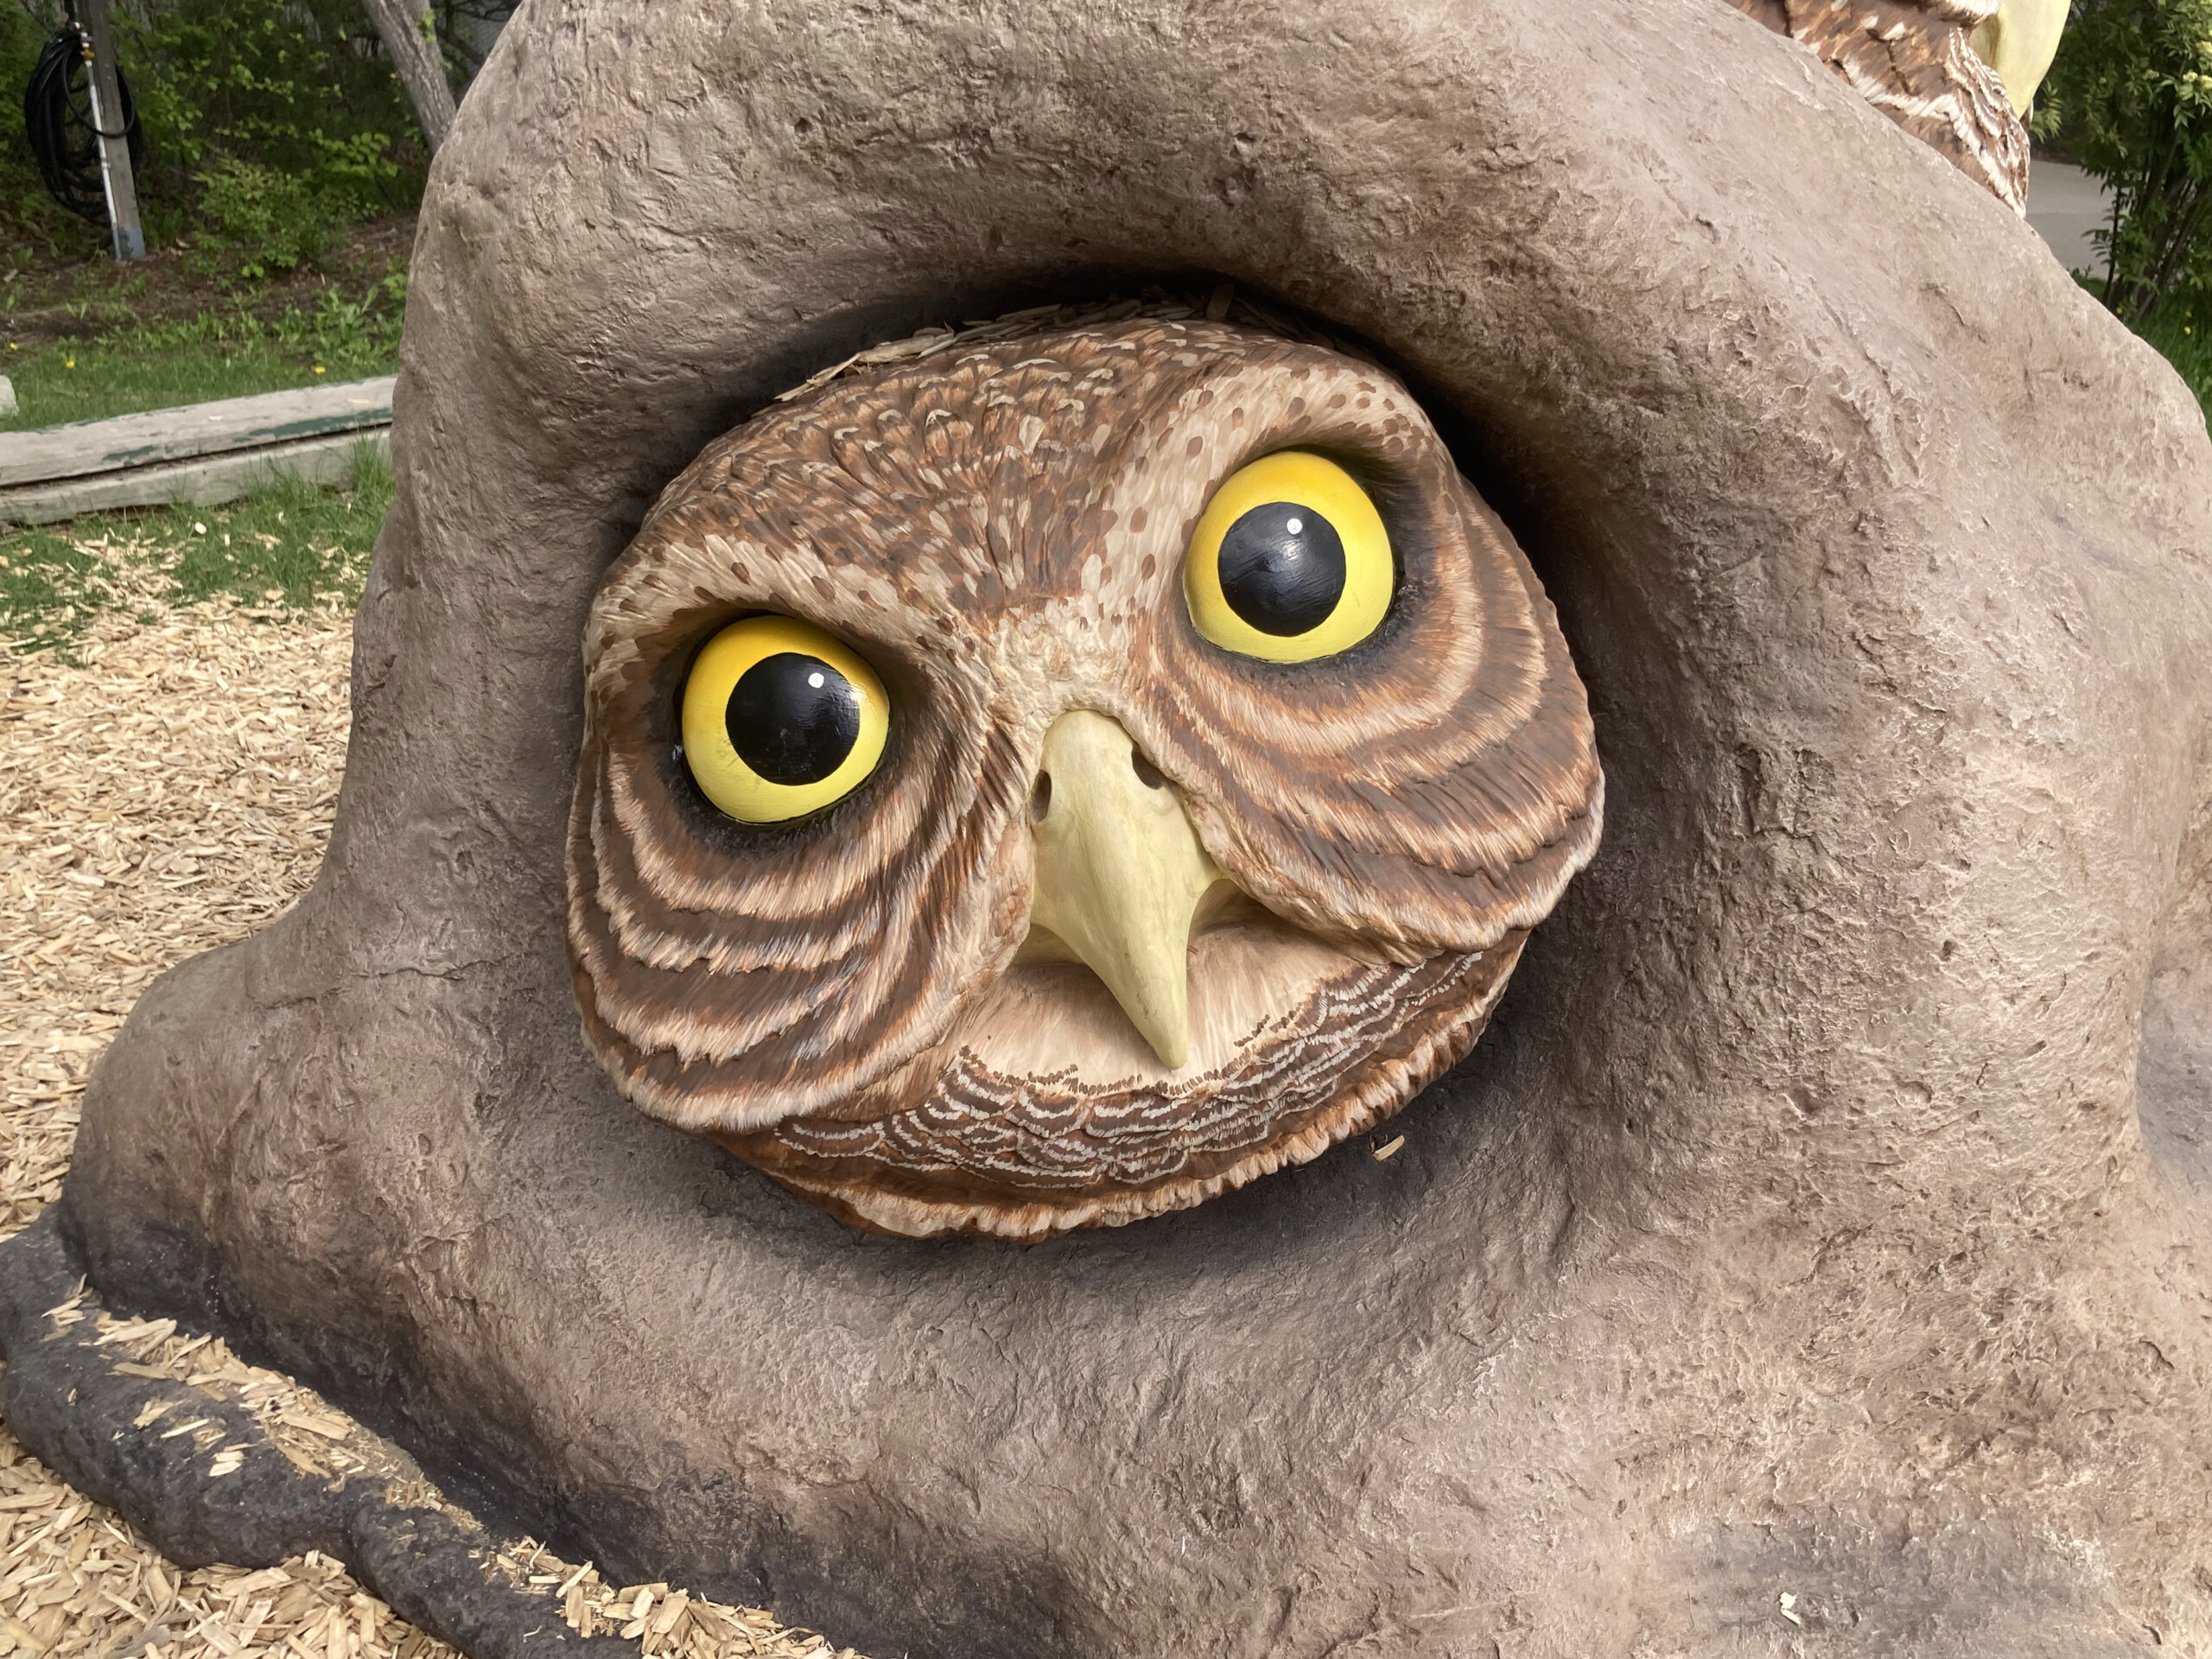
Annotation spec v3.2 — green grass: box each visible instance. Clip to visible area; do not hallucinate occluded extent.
[1,273,404,432]
[0,444,391,657]
[1,333,381,430]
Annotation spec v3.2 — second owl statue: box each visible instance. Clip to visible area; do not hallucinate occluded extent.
[568,317,1602,1239]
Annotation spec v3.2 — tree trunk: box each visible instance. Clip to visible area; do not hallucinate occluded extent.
[359,0,457,153]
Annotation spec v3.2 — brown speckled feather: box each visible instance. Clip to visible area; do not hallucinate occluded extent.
[1733,0,2028,212]
[566,319,1601,1239]
[740,938,1529,1239]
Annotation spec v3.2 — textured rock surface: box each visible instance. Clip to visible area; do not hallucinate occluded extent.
[49,0,2212,1654]
[1728,0,2030,210]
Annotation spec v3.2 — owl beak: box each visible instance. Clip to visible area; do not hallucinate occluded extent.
[1023,709,1226,1070]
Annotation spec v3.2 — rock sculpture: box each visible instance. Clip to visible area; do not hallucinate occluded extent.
[10,1,2212,1655]
[1730,0,2062,211]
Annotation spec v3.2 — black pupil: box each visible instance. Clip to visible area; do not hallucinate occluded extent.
[726,652,861,786]
[1217,501,1347,636]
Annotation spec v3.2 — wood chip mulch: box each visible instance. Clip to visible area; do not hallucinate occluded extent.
[0,554,867,1659]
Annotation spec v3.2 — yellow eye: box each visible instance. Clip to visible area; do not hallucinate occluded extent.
[1181,450,1394,663]
[679,615,889,823]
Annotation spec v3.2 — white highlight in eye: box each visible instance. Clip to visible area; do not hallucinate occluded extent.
[808,671,825,689]
[1285,517,1303,535]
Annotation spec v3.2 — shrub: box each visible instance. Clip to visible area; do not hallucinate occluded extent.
[189,157,332,280]
[4,0,432,276]
[2037,0,2212,326]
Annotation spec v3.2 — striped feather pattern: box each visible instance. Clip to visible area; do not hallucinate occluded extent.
[738,939,1525,1239]
[567,321,1600,1237]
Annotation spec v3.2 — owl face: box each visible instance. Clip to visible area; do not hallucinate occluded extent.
[567,318,1600,1239]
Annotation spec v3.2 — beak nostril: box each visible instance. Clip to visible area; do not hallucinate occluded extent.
[1030,772,1053,822]
[1130,750,1167,791]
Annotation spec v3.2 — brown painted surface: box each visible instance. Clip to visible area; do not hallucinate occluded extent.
[57,1,2212,1655]
[569,321,1598,1237]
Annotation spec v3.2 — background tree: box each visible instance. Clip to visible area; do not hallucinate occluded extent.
[356,0,455,153]
[2037,0,2212,324]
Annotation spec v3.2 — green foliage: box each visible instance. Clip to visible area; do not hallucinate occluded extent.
[126,0,420,217]
[3,0,429,282]
[124,0,425,276]
[190,157,334,281]
[2037,0,2212,324]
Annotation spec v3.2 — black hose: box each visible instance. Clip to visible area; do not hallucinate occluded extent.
[22,21,143,224]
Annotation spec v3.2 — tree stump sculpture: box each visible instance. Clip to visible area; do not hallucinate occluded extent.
[9,1,2212,1655]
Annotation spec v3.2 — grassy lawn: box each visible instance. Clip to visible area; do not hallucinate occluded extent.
[0,448,391,657]
[2,292,401,431]
[2,217,412,432]
[1,276,404,432]
[0,219,408,648]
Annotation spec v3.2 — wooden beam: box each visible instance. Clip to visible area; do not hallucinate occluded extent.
[0,378,396,525]
[0,378,396,489]
[0,431,391,526]
[76,0,143,261]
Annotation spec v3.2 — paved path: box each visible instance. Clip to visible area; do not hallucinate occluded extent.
[2029,157,2110,279]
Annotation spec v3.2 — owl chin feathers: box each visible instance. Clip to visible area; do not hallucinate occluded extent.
[718,925,1532,1240]
[566,312,1601,1241]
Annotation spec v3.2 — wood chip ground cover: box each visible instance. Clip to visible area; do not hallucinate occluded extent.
[0,537,866,1658]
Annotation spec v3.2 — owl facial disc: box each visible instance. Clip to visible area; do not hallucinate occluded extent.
[567,315,1603,1241]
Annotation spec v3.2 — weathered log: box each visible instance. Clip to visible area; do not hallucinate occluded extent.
[0,378,394,524]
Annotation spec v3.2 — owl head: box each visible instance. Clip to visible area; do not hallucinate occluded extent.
[566,314,1601,1239]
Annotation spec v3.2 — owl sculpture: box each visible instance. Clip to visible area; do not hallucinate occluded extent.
[567,315,1601,1240]
[1730,0,2062,214]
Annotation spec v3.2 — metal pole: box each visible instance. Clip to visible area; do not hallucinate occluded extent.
[77,0,143,261]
